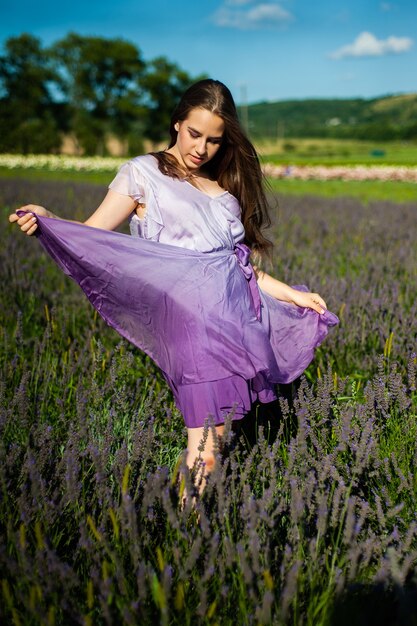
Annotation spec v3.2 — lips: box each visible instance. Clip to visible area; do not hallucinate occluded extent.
[189,154,205,165]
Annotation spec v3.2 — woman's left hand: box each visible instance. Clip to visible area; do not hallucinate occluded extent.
[254,269,328,314]
[291,290,327,315]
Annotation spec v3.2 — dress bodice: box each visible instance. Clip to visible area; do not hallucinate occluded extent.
[109,154,245,253]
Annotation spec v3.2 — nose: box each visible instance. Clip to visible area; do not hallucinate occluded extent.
[195,138,207,156]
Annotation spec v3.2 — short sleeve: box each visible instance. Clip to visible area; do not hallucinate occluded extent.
[108,161,147,204]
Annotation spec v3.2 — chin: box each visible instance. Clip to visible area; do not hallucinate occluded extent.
[187,161,203,170]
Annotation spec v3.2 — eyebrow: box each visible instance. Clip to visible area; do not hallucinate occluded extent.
[187,125,223,141]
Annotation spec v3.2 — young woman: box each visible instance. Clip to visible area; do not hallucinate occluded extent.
[9,79,338,485]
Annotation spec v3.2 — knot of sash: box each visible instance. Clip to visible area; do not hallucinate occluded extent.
[234,243,261,321]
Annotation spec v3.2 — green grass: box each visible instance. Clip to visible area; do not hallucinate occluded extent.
[256,138,417,166]
[268,177,417,203]
[0,166,111,186]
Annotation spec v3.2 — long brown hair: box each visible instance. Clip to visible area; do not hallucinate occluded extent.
[152,79,272,259]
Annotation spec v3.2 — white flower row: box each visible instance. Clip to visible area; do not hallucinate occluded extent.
[262,163,417,183]
[0,153,416,183]
[0,154,124,172]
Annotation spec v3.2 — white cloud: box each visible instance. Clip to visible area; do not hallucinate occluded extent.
[329,31,414,59]
[213,2,293,29]
[380,2,393,11]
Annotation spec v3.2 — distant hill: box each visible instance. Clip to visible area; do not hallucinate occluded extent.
[244,93,417,141]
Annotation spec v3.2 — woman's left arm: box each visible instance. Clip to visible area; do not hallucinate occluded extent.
[255,268,327,315]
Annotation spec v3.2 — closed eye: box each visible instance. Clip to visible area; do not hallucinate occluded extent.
[188,128,222,144]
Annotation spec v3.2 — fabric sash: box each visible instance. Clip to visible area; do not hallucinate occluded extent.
[234,243,262,321]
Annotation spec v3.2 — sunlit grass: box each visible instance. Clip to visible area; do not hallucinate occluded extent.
[268,177,417,203]
[256,137,417,166]
[0,165,111,186]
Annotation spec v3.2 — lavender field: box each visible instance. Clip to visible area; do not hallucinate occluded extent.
[1,178,417,625]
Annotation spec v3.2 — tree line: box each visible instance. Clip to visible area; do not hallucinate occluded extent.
[3,33,415,155]
[0,33,205,155]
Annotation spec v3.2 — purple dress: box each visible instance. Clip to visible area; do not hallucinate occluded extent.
[28,154,338,428]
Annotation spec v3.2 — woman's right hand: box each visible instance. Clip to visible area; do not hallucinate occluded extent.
[8,204,53,236]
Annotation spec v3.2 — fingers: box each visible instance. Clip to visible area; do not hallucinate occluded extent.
[309,302,325,315]
[292,290,328,315]
[23,218,39,235]
[9,204,36,221]
[310,293,327,315]
[19,204,42,213]
[12,204,46,218]
[9,210,38,235]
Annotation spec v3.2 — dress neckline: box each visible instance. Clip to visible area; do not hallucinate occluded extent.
[144,153,231,200]
[183,178,230,200]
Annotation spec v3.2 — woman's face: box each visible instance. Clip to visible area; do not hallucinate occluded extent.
[171,107,225,172]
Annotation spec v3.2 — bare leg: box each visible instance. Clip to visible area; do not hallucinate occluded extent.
[185,423,225,495]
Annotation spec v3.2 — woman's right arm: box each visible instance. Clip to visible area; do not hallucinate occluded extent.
[9,190,138,236]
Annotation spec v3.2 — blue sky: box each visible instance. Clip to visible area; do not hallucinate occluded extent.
[1,0,416,104]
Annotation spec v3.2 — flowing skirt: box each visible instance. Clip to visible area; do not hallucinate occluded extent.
[27,214,338,427]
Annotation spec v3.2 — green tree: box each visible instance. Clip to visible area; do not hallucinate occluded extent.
[50,33,146,154]
[352,122,400,141]
[141,57,206,144]
[0,34,61,153]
